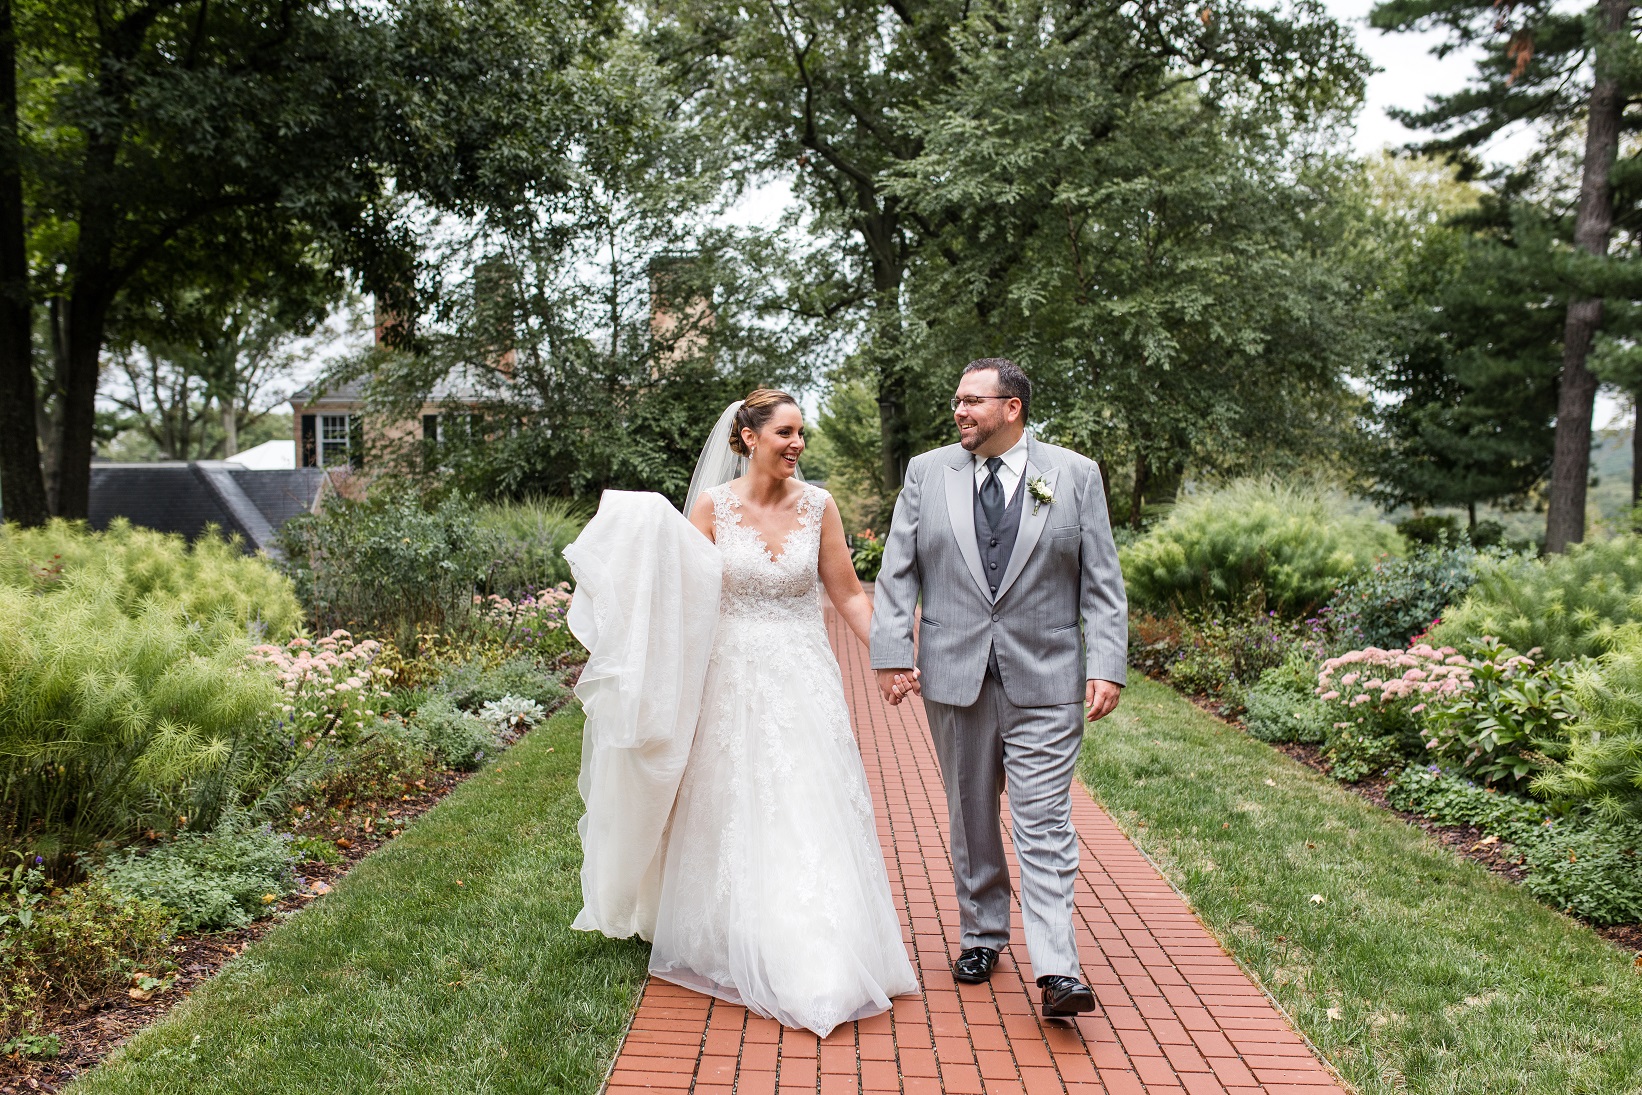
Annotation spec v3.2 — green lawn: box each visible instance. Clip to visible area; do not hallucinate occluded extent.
[72,706,649,1095]
[1082,678,1642,1095]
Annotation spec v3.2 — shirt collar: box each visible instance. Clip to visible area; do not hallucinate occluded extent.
[977,433,1030,475]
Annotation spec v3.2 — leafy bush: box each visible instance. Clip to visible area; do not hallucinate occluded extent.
[1,861,174,1039]
[99,816,299,931]
[1421,640,1585,792]
[1431,535,1642,660]
[1315,644,1473,781]
[476,498,588,596]
[1533,625,1642,820]
[473,585,579,660]
[1388,767,1642,925]
[1163,607,1314,706]
[1120,480,1403,616]
[1244,650,1330,744]
[403,695,499,770]
[1325,543,1501,650]
[275,488,501,646]
[852,530,884,581]
[439,654,567,712]
[0,518,300,637]
[0,580,285,859]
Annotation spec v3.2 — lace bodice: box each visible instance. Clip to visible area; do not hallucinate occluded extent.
[709,482,828,624]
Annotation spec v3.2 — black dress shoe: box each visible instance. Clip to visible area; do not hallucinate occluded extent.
[1038,975,1097,1017]
[952,946,999,984]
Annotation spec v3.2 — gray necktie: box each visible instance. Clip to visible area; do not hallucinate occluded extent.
[980,457,1005,531]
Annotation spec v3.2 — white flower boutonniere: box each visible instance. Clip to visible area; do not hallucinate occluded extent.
[1027,475,1055,515]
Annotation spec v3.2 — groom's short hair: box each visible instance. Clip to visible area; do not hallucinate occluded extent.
[963,358,1031,421]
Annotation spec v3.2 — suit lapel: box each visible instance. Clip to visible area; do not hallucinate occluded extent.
[993,443,1056,604]
[943,455,992,602]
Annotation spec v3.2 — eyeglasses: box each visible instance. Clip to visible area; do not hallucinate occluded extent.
[950,395,1014,411]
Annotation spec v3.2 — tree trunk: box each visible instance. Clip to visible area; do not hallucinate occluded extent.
[1467,500,1477,534]
[54,291,109,519]
[1545,0,1633,553]
[222,394,238,457]
[1632,398,1642,523]
[0,0,45,526]
[1129,448,1150,529]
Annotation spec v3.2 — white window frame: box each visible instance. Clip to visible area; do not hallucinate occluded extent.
[318,413,352,468]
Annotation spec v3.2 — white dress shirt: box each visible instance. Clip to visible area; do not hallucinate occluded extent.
[973,433,1030,501]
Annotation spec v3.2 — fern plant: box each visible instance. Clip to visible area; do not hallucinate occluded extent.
[1534,624,1642,820]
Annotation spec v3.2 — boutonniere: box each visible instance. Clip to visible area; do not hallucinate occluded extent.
[1027,475,1055,515]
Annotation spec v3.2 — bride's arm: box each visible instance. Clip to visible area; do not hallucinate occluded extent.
[688,491,716,542]
[817,496,874,647]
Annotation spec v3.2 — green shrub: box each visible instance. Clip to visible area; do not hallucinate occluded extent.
[0,580,285,859]
[403,695,499,770]
[1243,650,1330,744]
[1421,640,1585,793]
[1325,544,1501,650]
[1120,480,1403,616]
[1,861,174,1039]
[99,815,299,931]
[0,518,300,637]
[1315,644,1471,781]
[1388,767,1642,926]
[275,488,501,647]
[1163,608,1305,704]
[1533,625,1642,820]
[1431,535,1642,660]
[439,654,567,712]
[476,497,588,596]
[852,531,884,581]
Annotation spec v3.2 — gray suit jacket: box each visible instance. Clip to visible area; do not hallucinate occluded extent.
[869,437,1127,708]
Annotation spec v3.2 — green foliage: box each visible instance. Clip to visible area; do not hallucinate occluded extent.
[438,655,568,714]
[99,817,299,932]
[1534,626,1642,820]
[1388,767,1642,926]
[1121,480,1403,616]
[1,862,174,1040]
[0,519,300,637]
[1325,543,1500,649]
[1422,640,1586,792]
[276,488,501,647]
[403,696,500,771]
[1244,650,1330,745]
[475,499,589,595]
[851,531,884,582]
[1162,608,1316,709]
[0,579,286,859]
[1431,535,1642,660]
[1315,643,1471,781]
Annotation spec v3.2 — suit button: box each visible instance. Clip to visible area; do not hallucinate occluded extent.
[991,613,999,621]
[989,561,998,570]
[990,538,998,546]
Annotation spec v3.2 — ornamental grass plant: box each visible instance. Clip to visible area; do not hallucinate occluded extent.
[1120,479,1403,616]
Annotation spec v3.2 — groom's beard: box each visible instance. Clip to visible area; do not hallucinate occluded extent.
[958,418,1003,452]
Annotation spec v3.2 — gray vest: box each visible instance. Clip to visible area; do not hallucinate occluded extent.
[974,465,1027,600]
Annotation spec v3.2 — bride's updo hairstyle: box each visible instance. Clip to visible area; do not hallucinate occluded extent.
[729,389,799,456]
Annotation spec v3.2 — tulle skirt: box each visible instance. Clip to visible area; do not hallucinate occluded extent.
[649,615,919,1036]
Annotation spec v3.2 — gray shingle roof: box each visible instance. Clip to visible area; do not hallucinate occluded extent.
[88,463,325,556]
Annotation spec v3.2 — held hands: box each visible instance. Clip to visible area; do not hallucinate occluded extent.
[877,668,922,706]
[1085,679,1121,722]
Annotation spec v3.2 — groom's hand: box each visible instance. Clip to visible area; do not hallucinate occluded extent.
[1085,679,1121,722]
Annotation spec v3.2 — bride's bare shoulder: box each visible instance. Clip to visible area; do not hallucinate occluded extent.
[688,488,718,541]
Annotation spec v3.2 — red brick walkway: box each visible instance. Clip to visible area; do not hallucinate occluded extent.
[603,608,1347,1095]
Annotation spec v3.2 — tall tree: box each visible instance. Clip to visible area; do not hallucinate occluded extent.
[1372,0,1642,550]
[882,0,1368,520]
[0,0,43,525]
[0,0,608,524]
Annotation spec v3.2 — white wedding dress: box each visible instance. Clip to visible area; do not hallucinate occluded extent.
[566,482,917,1037]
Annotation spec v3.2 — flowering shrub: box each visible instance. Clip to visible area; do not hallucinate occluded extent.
[472,584,576,657]
[1420,638,1585,792]
[248,630,391,744]
[852,530,885,581]
[1315,644,1474,780]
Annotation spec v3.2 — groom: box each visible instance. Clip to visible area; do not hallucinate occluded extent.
[870,358,1127,1018]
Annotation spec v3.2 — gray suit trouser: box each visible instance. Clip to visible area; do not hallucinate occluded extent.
[923,663,1084,980]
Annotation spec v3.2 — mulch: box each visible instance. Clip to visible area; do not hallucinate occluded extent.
[0,768,474,1092]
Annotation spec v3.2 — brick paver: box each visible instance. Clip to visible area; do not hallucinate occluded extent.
[604,607,1346,1095]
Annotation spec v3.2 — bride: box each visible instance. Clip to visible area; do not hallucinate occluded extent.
[564,389,918,1036]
